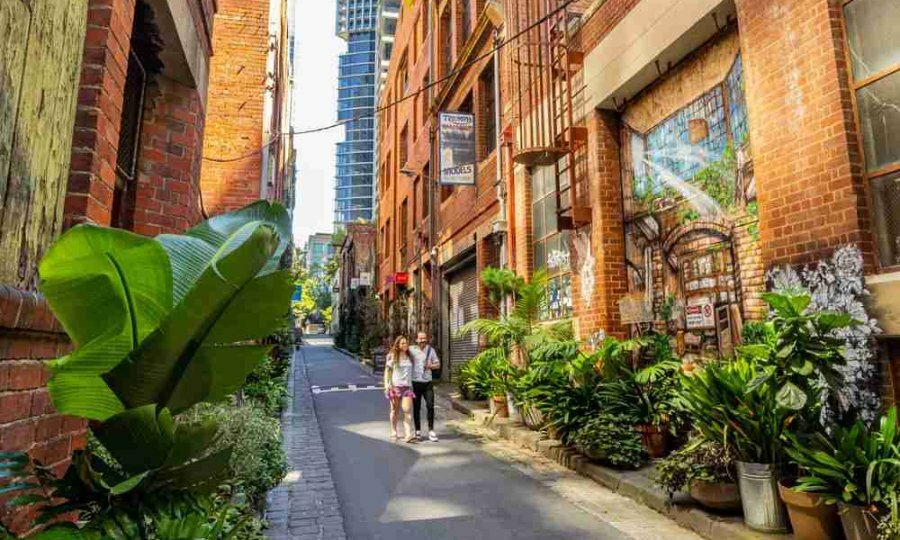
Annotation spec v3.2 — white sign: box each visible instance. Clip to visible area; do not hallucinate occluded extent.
[685,299,715,329]
[350,278,360,290]
[438,112,476,185]
[359,272,372,287]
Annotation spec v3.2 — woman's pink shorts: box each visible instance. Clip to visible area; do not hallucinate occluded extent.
[385,385,415,400]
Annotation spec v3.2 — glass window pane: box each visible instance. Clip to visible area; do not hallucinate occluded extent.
[870,171,900,268]
[534,241,546,270]
[857,72,900,172]
[532,198,545,240]
[844,0,900,80]
[543,194,557,236]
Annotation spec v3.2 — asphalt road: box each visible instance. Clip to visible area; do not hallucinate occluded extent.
[303,336,630,540]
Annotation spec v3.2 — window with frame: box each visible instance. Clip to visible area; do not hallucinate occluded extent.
[459,0,472,45]
[531,164,572,320]
[479,60,496,159]
[400,123,408,168]
[400,198,409,249]
[843,0,900,268]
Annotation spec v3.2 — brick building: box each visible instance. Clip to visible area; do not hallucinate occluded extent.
[376,0,900,402]
[0,0,292,532]
[201,0,296,214]
[334,223,377,335]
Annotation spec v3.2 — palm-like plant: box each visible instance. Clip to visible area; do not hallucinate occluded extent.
[0,201,293,537]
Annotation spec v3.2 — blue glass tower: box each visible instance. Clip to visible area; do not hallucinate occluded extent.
[334,0,379,225]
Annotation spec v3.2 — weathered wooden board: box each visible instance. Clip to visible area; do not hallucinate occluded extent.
[0,0,88,288]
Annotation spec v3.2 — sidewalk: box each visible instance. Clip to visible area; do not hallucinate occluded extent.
[265,346,347,540]
[436,385,792,540]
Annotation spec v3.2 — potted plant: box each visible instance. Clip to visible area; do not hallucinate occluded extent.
[677,357,792,533]
[573,413,646,469]
[598,334,682,458]
[785,408,900,540]
[654,439,741,512]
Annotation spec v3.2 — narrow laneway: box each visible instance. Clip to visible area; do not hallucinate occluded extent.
[293,336,699,540]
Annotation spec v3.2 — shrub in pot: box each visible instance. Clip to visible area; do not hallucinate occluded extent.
[597,334,684,458]
[785,407,900,540]
[677,358,792,532]
[572,413,646,469]
[653,439,740,512]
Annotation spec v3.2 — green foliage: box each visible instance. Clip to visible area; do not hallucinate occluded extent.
[746,201,760,242]
[653,439,736,497]
[522,348,605,443]
[480,267,524,310]
[692,143,737,212]
[0,202,292,535]
[245,322,292,416]
[785,407,900,507]
[180,403,287,508]
[573,414,646,469]
[739,292,855,413]
[458,351,504,400]
[741,320,774,346]
[597,334,684,431]
[676,357,794,463]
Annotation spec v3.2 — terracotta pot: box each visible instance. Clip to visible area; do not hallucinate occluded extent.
[778,481,841,540]
[689,480,742,512]
[490,395,509,418]
[838,502,881,540]
[635,423,668,458]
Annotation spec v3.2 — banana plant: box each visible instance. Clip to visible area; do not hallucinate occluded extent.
[1,201,293,536]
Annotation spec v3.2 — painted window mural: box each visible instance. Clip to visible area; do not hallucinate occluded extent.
[621,46,764,363]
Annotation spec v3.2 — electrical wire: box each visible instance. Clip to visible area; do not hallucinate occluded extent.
[202,0,581,163]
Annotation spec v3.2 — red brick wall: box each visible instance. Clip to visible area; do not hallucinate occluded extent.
[132,77,206,235]
[0,287,87,534]
[735,0,872,271]
[65,0,137,229]
[200,0,269,214]
[572,110,627,341]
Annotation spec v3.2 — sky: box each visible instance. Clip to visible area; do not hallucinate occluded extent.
[290,0,343,246]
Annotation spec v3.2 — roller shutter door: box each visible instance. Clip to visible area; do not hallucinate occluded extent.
[447,263,479,381]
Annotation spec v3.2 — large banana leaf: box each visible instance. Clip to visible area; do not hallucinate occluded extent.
[38,226,172,420]
[104,222,292,413]
[158,201,291,304]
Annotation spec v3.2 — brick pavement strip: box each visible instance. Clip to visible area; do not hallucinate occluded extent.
[265,345,348,540]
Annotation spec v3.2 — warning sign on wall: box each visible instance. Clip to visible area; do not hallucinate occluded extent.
[685,299,715,329]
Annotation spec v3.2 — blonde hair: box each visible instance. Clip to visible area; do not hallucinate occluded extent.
[388,335,409,362]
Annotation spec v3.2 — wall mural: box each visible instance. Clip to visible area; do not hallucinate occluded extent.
[621,50,764,362]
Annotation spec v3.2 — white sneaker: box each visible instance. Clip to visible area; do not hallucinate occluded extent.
[415,430,421,440]
[428,431,439,442]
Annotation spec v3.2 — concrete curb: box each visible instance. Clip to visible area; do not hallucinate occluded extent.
[447,394,791,540]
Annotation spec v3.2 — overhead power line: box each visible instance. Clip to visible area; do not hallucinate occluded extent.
[202,0,581,163]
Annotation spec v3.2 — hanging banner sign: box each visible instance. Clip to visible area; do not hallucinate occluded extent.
[438,112,476,185]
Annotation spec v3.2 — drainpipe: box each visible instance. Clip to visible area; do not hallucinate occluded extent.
[492,29,508,317]
[260,0,281,200]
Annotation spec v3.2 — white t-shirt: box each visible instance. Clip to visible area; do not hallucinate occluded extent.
[410,345,438,383]
[387,352,413,387]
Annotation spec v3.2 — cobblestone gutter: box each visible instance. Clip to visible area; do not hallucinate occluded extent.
[266,346,347,540]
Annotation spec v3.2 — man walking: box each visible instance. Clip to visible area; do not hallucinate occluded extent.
[410,331,440,442]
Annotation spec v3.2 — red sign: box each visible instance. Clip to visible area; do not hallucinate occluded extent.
[394,272,409,286]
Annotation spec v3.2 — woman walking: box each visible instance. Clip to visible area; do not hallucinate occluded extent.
[384,335,417,443]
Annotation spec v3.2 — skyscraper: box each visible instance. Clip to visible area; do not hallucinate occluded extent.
[334,0,378,226]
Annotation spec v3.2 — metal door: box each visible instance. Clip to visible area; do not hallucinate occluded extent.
[447,263,479,381]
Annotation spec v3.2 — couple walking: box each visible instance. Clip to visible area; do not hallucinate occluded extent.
[384,331,439,444]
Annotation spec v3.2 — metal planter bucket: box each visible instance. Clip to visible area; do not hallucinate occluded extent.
[736,461,789,533]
